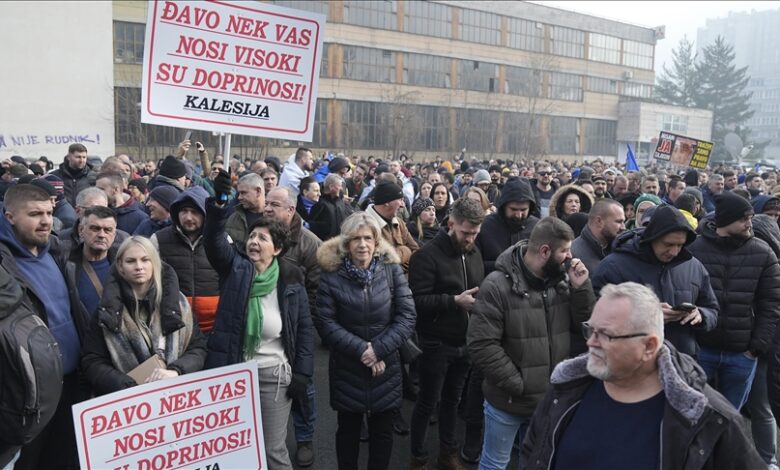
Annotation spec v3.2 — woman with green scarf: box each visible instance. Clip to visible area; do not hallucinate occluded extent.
[204,191,313,470]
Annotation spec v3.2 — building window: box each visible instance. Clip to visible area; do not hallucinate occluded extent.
[458,60,498,93]
[320,44,329,78]
[550,26,584,59]
[418,105,449,151]
[459,8,500,46]
[505,66,541,96]
[584,119,617,156]
[657,114,689,134]
[504,112,543,156]
[622,82,654,99]
[457,108,498,153]
[587,76,618,94]
[312,99,329,147]
[342,100,387,149]
[623,40,654,70]
[549,72,583,101]
[403,53,450,88]
[273,0,329,16]
[548,116,578,154]
[114,21,145,64]
[404,1,451,38]
[507,18,543,52]
[343,0,396,30]
[342,46,395,83]
[589,33,621,64]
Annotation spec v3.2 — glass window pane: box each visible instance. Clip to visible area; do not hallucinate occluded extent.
[343,0,396,30]
[459,9,500,45]
[507,18,543,52]
[404,1,451,38]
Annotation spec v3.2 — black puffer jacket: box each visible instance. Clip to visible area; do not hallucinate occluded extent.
[308,193,354,241]
[688,220,780,355]
[52,161,94,207]
[315,237,416,413]
[523,342,764,470]
[475,178,539,273]
[409,229,484,346]
[593,205,718,357]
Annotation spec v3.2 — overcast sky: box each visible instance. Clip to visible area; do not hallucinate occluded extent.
[532,1,780,71]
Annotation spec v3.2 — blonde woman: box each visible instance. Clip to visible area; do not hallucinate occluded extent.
[81,236,206,395]
[463,186,496,215]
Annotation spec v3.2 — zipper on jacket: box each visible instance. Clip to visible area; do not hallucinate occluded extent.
[462,254,469,322]
[364,283,372,414]
[542,289,553,377]
[547,400,581,470]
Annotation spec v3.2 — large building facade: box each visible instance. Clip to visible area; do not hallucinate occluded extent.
[113,0,661,162]
[697,8,780,160]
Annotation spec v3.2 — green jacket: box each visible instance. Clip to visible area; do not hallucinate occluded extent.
[467,241,595,416]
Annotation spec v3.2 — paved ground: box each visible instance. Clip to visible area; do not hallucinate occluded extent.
[284,339,508,469]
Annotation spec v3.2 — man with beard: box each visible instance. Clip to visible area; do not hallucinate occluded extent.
[687,192,780,410]
[591,175,611,200]
[467,217,594,470]
[571,199,626,274]
[52,143,94,207]
[531,163,558,217]
[279,147,314,196]
[522,282,762,470]
[0,185,88,469]
[409,198,486,470]
[475,178,540,274]
[152,187,221,334]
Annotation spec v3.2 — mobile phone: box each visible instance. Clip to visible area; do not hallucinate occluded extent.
[673,302,696,312]
[217,168,231,203]
[183,131,192,142]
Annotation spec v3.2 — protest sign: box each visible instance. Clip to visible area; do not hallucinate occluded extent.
[141,0,325,141]
[73,363,265,470]
[652,131,713,169]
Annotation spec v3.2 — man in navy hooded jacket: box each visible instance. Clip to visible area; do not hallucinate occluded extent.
[0,184,87,469]
[593,204,718,357]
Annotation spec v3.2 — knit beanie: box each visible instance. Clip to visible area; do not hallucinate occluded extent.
[128,177,148,194]
[158,155,187,179]
[715,192,754,228]
[148,185,179,211]
[411,197,434,218]
[472,169,491,185]
[30,178,56,197]
[633,193,662,209]
[42,174,65,201]
[373,181,404,205]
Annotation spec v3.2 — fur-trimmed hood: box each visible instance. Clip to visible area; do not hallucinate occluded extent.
[317,235,401,273]
[550,342,709,425]
[549,184,594,219]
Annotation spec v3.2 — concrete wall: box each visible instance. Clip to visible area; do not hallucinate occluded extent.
[0,1,115,162]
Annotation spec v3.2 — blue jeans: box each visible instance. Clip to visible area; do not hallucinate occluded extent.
[292,381,317,443]
[478,401,530,470]
[746,358,777,465]
[697,346,757,410]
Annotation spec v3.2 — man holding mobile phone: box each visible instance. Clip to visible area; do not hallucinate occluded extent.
[688,192,780,414]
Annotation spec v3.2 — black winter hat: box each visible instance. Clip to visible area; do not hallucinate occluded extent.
[148,185,179,211]
[128,178,148,194]
[374,181,404,205]
[715,192,754,228]
[328,157,349,174]
[411,197,434,218]
[158,155,187,179]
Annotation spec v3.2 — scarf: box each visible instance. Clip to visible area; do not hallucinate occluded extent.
[343,256,379,287]
[244,258,279,359]
[301,196,316,215]
[103,283,194,374]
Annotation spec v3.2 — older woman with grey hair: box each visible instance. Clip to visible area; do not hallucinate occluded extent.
[315,212,416,470]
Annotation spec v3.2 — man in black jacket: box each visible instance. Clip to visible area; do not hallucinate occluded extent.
[0,185,88,469]
[571,199,625,274]
[688,192,780,410]
[475,178,539,274]
[522,282,762,470]
[52,143,94,207]
[308,174,353,241]
[409,198,485,470]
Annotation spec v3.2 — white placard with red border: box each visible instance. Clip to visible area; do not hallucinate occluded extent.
[72,363,266,470]
[141,0,325,141]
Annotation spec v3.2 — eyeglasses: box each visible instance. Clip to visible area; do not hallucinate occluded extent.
[581,322,647,343]
[538,171,551,176]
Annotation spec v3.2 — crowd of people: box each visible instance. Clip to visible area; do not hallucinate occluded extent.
[2,141,780,469]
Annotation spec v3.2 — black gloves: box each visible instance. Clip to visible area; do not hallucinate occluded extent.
[287,372,313,424]
[213,169,232,202]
